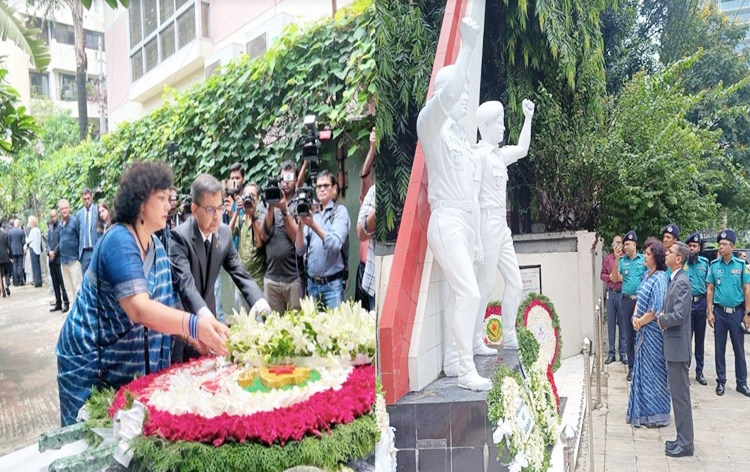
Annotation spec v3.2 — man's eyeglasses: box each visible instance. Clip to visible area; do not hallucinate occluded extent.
[198,204,221,216]
[316,183,332,190]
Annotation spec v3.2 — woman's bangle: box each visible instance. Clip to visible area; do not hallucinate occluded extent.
[181,312,188,339]
[189,313,198,340]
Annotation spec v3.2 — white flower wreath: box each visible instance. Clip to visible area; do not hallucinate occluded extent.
[526,365,560,445]
[525,305,557,371]
[491,375,548,471]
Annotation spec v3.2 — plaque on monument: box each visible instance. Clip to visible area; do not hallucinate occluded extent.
[519,265,542,296]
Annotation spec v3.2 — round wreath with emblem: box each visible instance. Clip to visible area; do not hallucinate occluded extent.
[517,293,562,372]
[483,301,503,345]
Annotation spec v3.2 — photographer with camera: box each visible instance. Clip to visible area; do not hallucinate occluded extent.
[257,160,303,314]
[231,183,266,310]
[295,170,350,309]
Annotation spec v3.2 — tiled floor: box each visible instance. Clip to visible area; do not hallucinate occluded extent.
[586,322,750,471]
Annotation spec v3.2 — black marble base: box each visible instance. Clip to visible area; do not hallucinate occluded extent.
[387,354,565,472]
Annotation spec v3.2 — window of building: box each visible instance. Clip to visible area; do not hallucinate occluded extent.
[59,73,99,102]
[205,60,220,78]
[29,72,49,97]
[53,22,75,45]
[59,73,77,101]
[129,0,207,82]
[246,34,267,60]
[85,30,104,50]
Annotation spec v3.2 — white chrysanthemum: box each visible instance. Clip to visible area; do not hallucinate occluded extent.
[526,305,557,368]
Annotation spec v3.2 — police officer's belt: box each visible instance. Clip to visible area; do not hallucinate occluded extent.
[624,294,637,300]
[308,271,345,285]
[692,294,706,302]
[432,200,474,212]
[715,304,743,314]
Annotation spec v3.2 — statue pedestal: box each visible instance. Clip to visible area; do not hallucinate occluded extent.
[387,353,568,472]
[386,355,503,472]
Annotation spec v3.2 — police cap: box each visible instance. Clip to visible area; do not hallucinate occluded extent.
[686,232,702,246]
[717,229,737,245]
[624,230,637,243]
[662,224,680,239]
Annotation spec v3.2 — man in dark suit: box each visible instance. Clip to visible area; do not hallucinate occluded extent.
[47,209,69,312]
[0,221,11,296]
[170,174,270,362]
[658,241,694,457]
[8,219,26,286]
[75,187,99,274]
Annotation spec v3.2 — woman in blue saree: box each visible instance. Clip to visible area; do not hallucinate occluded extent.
[626,240,671,427]
[56,161,230,426]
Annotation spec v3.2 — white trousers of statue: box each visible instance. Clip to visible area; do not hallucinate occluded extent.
[427,204,481,377]
[475,210,522,349]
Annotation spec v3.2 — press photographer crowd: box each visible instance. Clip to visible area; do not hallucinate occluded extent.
[0,118,377,336]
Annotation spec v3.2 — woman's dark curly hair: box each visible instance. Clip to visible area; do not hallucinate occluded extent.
[113,161,174,225]
[645,241,667,271]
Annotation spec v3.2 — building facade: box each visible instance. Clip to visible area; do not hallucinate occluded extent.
[719,0,750,46]
[0,0,106,128]
[104,0,353,130]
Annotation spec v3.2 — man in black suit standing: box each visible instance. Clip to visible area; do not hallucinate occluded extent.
[658,241,694,457]
[8,219,26,287]
[170,174,270,362]
[0,221,11,296]
[47,209,69,312]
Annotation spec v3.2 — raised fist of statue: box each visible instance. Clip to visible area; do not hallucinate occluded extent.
[522,99,535,118]
[460,17,480,50]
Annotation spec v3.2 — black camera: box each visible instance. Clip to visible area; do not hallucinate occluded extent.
[292,115,332,217]
[262,176,283,204]
[294,186,316,217]
[180,195,192,215]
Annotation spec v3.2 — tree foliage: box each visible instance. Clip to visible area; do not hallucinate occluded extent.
[0,0,50,70]
[596,54,727,238]
[10,1,374,219]
[0,100,77,220]
[374,0,444,240]
[0,69,37,156]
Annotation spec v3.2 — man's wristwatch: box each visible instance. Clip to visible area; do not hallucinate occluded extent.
[281,211,289,218]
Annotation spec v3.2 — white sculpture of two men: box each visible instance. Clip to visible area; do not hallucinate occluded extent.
[417,17,534,392]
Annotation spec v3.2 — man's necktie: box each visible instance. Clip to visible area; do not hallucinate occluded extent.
[85,208,91,248]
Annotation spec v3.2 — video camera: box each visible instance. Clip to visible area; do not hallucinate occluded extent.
[293,115,331,217]
[261,176,283,205]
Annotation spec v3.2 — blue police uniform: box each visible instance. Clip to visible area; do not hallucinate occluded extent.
[707,229,750,392]
[618,230,646,373]
[686,249,709,379]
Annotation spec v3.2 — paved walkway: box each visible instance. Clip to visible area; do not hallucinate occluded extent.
[0,282,63,456]
[590,321,750,472]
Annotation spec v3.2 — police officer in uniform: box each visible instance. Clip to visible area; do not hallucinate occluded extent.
[611,230,647,381]
[706,229,750,397]
[662,224,680,277]
[685,232,709,385]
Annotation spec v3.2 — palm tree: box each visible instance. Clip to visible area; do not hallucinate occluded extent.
[0,0,51,70]
[28,0,129,141]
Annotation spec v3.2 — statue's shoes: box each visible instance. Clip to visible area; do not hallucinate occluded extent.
[473,344,498,356]
[443,363,459,377]
[457,371,492,391]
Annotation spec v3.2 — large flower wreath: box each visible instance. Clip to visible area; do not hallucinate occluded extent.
[487,367,550,472]
[518,327,559,411]
[70,300,379,472]
[517,293,562,372]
